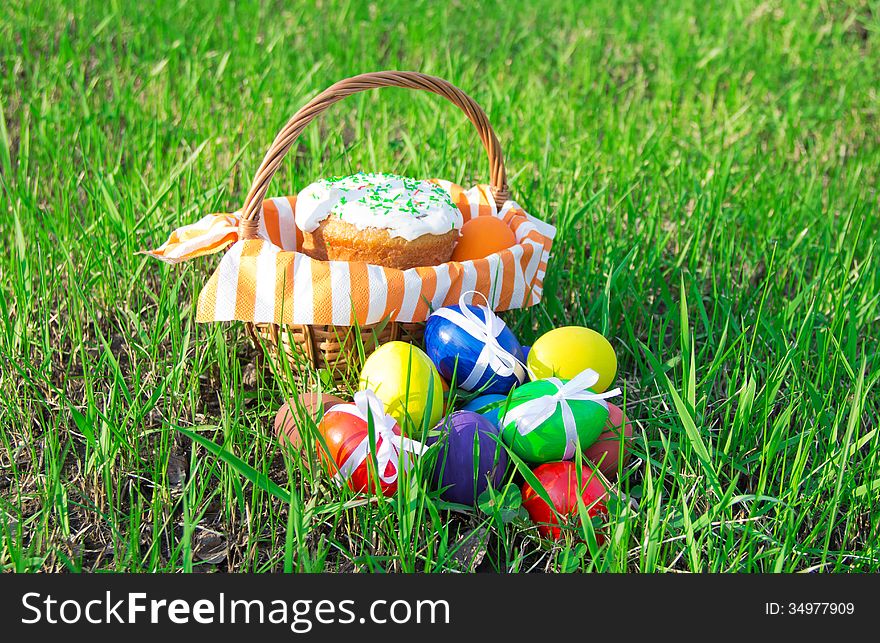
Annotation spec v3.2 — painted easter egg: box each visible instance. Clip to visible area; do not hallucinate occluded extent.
[429,411,507,506]
[583,402,633,479]
[451,216,517,262]
[274,392,345,459]
[521,461,608,540]
[316,402,405,496]
[359,341,444,433]
[500,379,609,463]
[528,326,617,393]
[461,393,509,427]
[522,345,531,361]
[425,304,526,394]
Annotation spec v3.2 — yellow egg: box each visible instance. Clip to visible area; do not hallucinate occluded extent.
[358,341,445,432]
[527,326,617,392]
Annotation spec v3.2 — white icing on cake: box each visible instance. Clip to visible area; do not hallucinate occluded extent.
[294,172,463,241]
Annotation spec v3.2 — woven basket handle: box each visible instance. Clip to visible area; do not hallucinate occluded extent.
[238,70,508,239]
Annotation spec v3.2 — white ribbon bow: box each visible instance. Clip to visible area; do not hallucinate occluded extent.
[330,389,427,486]
[500,368,621,460]
[430,291,528,390]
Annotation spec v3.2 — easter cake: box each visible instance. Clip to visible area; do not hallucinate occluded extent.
[295,172,463,269]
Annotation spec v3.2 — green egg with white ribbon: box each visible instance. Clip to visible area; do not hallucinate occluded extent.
[500,369,619,463]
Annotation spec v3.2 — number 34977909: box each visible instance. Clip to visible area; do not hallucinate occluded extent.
[765,603,855,615]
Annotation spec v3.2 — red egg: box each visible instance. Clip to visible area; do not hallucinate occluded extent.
[316,406,404,496]
[274,392,345,461]
[451,216,517,262]
[583,403,633,479]
[521,461,608,541]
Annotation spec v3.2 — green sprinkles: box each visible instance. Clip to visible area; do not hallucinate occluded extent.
[320,172,457,218]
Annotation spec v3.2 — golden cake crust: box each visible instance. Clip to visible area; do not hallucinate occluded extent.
[302,218,458,269]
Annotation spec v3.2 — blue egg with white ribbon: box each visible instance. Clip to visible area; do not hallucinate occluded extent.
[425,292,527,394]
[461,393,509,427]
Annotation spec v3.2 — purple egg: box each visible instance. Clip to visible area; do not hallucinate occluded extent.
[430,411,508,505]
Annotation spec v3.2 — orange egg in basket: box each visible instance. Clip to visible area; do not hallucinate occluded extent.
[451,216,517,262]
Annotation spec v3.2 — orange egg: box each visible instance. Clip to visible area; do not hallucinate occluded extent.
[451,216,517,262]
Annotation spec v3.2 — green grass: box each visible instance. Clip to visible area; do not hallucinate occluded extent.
[1,0,879,573]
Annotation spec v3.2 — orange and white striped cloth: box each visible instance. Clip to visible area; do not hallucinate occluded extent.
[146,181,555,326]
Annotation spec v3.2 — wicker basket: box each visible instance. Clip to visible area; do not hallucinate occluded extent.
[237,71,509,382]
